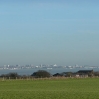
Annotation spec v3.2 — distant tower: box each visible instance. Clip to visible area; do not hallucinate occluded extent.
[53,64,57,67]
[40,64,42,67]
[75,64,78,67]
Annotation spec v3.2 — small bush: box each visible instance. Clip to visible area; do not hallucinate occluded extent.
[31,70,50,78]
[1,72,19,79]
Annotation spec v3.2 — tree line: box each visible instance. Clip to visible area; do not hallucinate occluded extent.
[0,70,99,79]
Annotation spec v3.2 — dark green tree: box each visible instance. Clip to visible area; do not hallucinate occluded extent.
[5,72,19,79]
[31,70,50,78]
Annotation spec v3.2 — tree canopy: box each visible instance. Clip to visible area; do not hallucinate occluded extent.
[31,70,51,78]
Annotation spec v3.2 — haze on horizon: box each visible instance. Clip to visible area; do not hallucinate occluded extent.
[0,0,99,66]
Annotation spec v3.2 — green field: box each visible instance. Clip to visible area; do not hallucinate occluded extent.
[0,78,99,99]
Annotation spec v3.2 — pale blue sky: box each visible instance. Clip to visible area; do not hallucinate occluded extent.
[0,0,99,66]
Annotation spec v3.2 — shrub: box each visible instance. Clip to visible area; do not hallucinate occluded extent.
[1,72,19,79]
[31,70,50,78]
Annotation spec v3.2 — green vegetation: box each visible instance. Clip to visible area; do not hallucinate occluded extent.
[31,70,51,78]
[0,78,99,99]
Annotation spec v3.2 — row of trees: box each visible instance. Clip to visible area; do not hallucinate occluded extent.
[0,70,51,79]
[1,72,20,79]
[1,70,99,79]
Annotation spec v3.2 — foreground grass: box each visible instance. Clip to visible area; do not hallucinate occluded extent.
[0,78,99,99]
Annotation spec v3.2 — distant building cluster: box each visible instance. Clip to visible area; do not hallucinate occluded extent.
[0,64,99,70]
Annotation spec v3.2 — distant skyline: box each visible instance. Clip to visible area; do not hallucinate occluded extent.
[0,0,99,66]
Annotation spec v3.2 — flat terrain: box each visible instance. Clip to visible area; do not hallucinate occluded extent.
[0,78,99,99]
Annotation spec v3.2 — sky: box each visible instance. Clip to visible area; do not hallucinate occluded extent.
[0,0,99,66]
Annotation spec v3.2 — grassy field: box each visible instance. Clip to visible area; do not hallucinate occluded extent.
[0,78,99,99]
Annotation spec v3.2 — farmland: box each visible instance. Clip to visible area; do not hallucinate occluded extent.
[0,78,99,99]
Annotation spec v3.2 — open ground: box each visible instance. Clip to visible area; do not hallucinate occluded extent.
[0,78,99,99]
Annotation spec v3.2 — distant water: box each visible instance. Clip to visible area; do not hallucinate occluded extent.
[0,68,99,75]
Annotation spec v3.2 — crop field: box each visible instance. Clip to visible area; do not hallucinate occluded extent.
[0,78,99,99]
